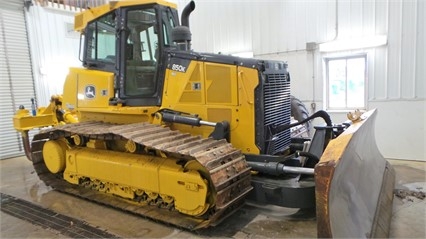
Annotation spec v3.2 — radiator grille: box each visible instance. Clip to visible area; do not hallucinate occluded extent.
[263,73,291,154]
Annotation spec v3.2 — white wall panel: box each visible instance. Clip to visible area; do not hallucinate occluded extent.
[387,0,402,99]
[362,0,375,36]
[375,0,388,34]
[400,0,417,99]
[370,101,425,161]
[371,47,387,99]
[415,0,425,98]
[26,5,82,106]
[177,0,336,54]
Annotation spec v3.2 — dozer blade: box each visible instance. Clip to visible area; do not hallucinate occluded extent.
[315,109,395,238]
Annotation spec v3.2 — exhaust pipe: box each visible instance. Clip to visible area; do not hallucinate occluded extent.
[181,1,195,28]
[172,1,195,51]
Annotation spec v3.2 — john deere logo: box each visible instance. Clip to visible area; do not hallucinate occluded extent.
[85,85,96,99]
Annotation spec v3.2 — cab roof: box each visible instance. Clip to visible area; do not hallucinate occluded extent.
[74,0,177,32]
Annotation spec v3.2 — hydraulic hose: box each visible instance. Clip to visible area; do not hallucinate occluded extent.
[295,151,320,164]
[271,110,332,135]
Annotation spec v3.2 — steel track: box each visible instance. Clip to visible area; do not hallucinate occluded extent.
[30,121,252,230]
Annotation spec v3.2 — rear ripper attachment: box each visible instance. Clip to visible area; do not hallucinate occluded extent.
[30,121,252,230]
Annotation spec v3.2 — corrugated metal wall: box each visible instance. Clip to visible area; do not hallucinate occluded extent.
[385,0,424,100]
[0,0,36,159]
[176,0,336,54]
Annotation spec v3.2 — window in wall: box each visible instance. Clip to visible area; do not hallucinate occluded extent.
[325,55,366,110]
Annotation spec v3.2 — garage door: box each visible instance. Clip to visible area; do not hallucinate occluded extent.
[0,1,36,159]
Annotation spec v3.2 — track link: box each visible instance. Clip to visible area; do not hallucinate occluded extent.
[30,122,252,230]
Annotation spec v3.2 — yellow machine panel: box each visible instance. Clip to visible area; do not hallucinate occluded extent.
[162,60,260,154]
[63,146,209,216]
[13,108,55,131]
[233,66,259,153]
[76,69,114,108]
[62,68,114,110]
[164,61,205,105]
[205,63,238,105]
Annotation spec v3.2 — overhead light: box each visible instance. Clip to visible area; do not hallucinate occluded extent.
[319,35,387,52]
[231,52,254,58]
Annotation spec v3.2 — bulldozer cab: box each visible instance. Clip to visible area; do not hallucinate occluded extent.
[82,4,178,106]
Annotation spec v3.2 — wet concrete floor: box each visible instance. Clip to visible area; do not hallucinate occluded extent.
[1,156,425,238]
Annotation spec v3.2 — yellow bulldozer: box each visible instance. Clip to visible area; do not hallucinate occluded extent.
[13,0,395,237]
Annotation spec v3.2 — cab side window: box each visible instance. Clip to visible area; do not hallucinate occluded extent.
[86,12,116,64]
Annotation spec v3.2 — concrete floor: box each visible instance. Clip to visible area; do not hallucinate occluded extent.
[1,156,425,238]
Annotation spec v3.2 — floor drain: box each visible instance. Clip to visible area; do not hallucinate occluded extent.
[0,192,119,238]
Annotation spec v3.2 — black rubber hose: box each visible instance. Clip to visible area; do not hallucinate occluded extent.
[272,110,332,135]
[295,151,320,165]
